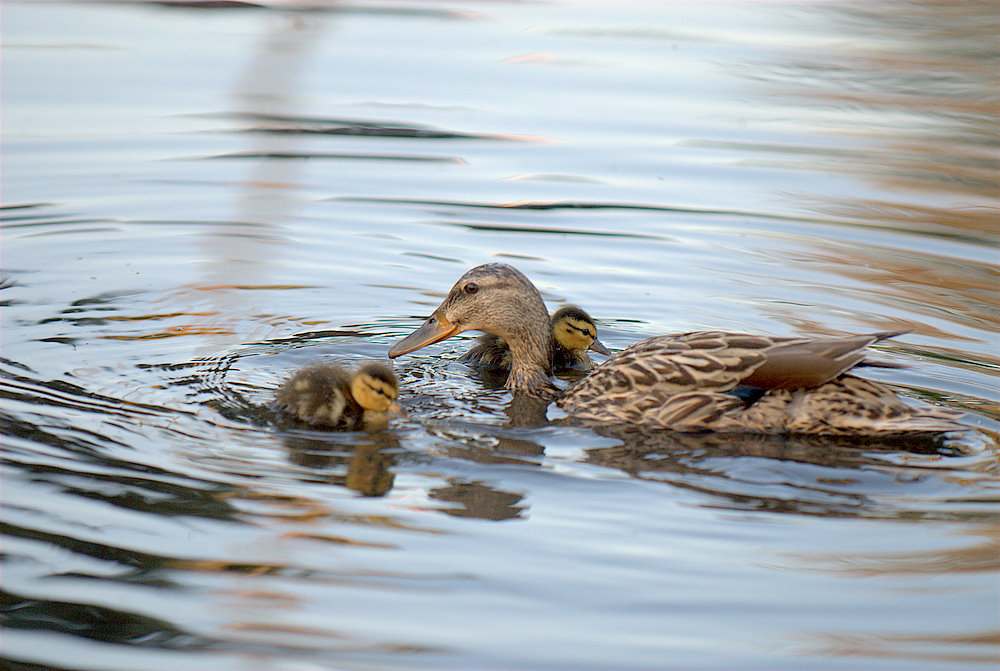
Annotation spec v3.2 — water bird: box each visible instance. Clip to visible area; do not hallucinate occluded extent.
[276,362,402,430]
[459,304,610,372]
[388,263,966,435]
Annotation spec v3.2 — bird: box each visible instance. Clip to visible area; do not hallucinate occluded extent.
[459,304,611,372]
[275,361,402,430]
[387,263,967,435]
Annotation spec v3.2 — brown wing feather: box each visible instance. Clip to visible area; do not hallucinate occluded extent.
[739,331,907,389]
[559,332,775,420]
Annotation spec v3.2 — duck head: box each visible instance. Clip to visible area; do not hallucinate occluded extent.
[350,362,403,416]
[389,263,554,388]
[550,304,611,356]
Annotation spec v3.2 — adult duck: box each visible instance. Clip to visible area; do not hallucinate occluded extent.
[388,263,965,435]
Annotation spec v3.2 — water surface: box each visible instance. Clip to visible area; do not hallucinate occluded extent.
[2,2,998,670]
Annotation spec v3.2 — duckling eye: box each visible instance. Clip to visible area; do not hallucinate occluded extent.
[463,282,479,294]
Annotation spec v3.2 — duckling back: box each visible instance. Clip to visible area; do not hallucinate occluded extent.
[276,364,362,428]
[458,334,514,369]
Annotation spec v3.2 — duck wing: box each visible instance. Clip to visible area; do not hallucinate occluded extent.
[559,332,775,417]
[738,330,907,389]
[613,330,906,391]
[558,331,910,425]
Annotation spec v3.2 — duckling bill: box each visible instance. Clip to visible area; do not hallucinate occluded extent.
[276,361,402,430]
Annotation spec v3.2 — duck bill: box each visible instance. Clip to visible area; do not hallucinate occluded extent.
[388,310,460,358]
[387,400,407,418]
[589,338,611,356]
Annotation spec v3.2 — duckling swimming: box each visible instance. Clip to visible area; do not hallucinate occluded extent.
[276,361,402,430]
[459,304,610,372]
[388,263,967,435]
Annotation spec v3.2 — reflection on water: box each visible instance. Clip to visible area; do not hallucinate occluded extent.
[430,481,527,521]
[792,524,1000,577]
[584,426,991,520]
[762,4,998,199]
[284,432,398,497]
[2,1,998,670]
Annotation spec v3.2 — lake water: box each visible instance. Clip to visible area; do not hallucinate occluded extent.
[2,2,998,669]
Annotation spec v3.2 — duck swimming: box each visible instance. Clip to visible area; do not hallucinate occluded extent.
[388,263,966,435]
[459,304,610,372]
[276,362,402,430]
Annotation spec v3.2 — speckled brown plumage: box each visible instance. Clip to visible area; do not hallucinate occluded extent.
[390,263,968,435]
[557,330,966,433]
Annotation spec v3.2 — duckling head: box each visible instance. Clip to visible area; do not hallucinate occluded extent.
[350,362,402,416]
[389,263,551,360]
[550,304,611,355]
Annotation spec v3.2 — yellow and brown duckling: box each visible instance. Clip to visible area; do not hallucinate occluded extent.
[276,361,402,430]
[459,304,610,372]
[388,263,967,436]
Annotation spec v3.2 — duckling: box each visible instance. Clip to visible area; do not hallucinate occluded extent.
[276,361,402,430]
[388,263,967,435]
[460,304,611,372]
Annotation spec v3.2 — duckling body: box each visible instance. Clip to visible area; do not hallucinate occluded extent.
[460,304,610,372]
[388,263,966,435]
[276,362,401,430]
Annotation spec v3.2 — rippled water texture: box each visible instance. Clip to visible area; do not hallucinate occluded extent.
[2,2,999,670]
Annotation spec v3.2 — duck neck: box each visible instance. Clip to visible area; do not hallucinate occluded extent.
[503,313,553,391]
[507,355,553,390]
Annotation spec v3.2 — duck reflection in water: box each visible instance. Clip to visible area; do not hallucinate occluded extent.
[430,480,526,521]
[584,425,968,516]
[284,431,399,497]
[389,263,968,437]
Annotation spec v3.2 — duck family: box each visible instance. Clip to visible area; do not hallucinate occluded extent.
[276,262,964,436]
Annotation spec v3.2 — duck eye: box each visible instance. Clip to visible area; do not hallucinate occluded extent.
[463,282,479,294]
